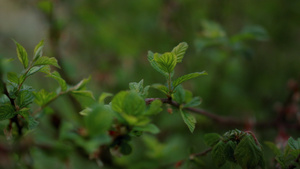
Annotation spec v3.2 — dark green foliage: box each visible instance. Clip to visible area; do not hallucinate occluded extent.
[206,130,265,169]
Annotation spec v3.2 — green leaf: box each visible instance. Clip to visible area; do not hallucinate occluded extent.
[84,105,113,136]
[151,84,168,95]
[111,91,129,113]
[129,79,150,98]
[147,51,168,77]
[123,91,146,116]
[173,71,208,90]
[180,109,196,133]
[264,141,281,156]
[171,42,188,63]
[183,97,201,108]
[71,90,95,99]
[132,123,160,134]
[14,40,29,69]
[98,92,113,104]
[79,107,92,116]
[173,85,185,104]
[120,142,132,155]
[27,65,46,77]
[154,52,177,73]
[33,56,60,68]
[204,133,221,147]
[7,72,19,84]
[234,135,264,169]
[16,89,35,109]
[47,71,67,91]
[0,103,16,120]
[145,99,162,115]
[18,111,39,130]
[212,141,227,167]
[72,76,91,91]
[288,137,300,150]
[33,89,57,106]
[33,40,44,61]
[224,141,237,163]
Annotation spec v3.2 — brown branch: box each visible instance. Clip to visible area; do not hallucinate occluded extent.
[145,98,297,130]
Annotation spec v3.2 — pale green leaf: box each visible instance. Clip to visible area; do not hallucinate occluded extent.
[47,71,67,91]
[72,76,91,91]
[129,79,150,98]
[204,133,221,147]
[111,91,129,113]
[288,137,300,150]
[27,65,46,77]
[14,40,29,69]
[79,107,92,116]
[98,92,113,104]
[145,99,162,115]
[33,89,57,106]
[173,71,208,90]
[180,109,196,133]
[151,84,168,95]
[123,91,146,116]
[33,40,44,61]
[84,105,113,136]
[132,123,160,134]
[171,42,188,63]
[154,52,177,73]
[71,90,95,99]
[33,56,60,68]
[16,89,34,109]
[147,51,168,77]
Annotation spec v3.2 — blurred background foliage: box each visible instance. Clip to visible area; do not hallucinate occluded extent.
[0,0,300,168]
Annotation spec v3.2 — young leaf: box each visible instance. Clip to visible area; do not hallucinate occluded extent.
[33,56,60,68]
[72,76,91,91]
[132,123,160,134]
[180,109,196,133]
[172,42,188,63]
[129,79,150,98]
[173,71,208,90]
[224,141,237,163]
[26,65,46,77]
[288,137,300,150]
[204,133,221,147]
[153,52,177,74]
[123,91,146,116]
[183,97,201,108]
[147,51,168,77]
[84,105,113,136]
[212,141,227,167]
[98,92,113,104]
[111,91,129,113]
[151,84,168,95]
[173,85,185,104]
[47,71,67,91]
[234,135,264,169]
[145,99,162,115]
[18,111,39,130]
[79,107,92,116]
[14,41,29,69]
[0,103,16,121]
[71,90,95,99]
[33,89,57,106]
[33,40,44,61]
